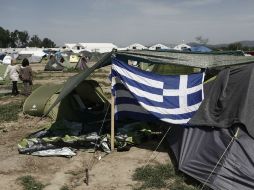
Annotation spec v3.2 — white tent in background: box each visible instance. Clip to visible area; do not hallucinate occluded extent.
[149,44,170,50]
[126,43,147,50]
[63,43,77,50]
[19,48,46,63]
[73,43,117,53]
[2,55,12,64]
[173,44,191,51]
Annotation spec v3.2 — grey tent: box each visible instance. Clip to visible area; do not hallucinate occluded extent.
[167,125,254,190]
[44,57,64,71]
[167,64,254,189]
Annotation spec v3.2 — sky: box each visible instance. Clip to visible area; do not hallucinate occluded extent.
[0,0,254,47]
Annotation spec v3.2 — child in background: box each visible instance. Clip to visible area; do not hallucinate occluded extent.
[20,58,33,96]
[3,59,20,96]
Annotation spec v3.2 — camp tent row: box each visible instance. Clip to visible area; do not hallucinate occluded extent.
[0,48,46,64]
[118,43,212,52]
[24,50,254,190]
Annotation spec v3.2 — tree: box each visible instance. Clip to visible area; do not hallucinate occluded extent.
[9,30,19,48]
[17,30,29,47]
[0,27,11,48]
[9,30,30,47]
[0,26,57,48]
[29,35,42,47]
[195,36,209,45]
[41,38,56,48]
[228,42,242,50]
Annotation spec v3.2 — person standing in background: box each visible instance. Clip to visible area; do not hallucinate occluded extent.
[20,58,33,96]
[3,59,20,96]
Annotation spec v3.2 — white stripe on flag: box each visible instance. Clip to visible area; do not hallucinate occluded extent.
[125,83,163,102]
[139,101,202,115]
[113,69,163,102]
[113,64,164,88]
[161,117,190,124]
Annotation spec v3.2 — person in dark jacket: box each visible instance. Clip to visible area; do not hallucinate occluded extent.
[20,58,33,96]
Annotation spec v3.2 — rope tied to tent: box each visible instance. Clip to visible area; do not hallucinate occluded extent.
[200,127,239,190]
[142,125,172,169]
[88,103,110,170]
[85,103,110,185]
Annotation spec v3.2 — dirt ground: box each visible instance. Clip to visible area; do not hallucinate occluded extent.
[0,63,171,190]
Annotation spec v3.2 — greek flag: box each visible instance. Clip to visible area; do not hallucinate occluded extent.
[111,58,205,124]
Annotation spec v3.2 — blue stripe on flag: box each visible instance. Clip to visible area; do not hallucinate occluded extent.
[187,90,203,106]
[187,73,203,88]
[163,77,180,89]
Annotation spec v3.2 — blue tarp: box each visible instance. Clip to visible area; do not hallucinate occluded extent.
[190,46,212,52]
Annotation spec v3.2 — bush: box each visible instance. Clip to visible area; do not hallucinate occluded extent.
[17,175,46,190]
[132,163,200,190]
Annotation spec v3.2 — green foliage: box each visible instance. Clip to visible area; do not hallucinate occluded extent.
[228,42,242,50]
[0,27,11,48]
[29,35,42,47]
[63,67,79,73]
[132,164,200,190]
[41,37,56,48]
[17,175,46,190]
[0,101,23,122]
[133,164,173,189]
[60,185,70,190]
[0,26,56,48]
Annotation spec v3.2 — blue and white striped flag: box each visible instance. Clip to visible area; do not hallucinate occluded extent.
[111,58,205,124]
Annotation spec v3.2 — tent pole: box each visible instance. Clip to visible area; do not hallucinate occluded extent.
[111,77,115,151]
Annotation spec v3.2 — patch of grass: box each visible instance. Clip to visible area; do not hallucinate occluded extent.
[33,75,45,80]
[0,101,23,122]
[65,169,83,176]
[60,185,70,190]
[63,67,79,73]
[17,175,46,190]
[132,164,200,190]
[90,73,109,79]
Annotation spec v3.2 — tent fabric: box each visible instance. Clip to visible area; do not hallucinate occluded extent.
[148,44,170,50]
[69,54,80,63]
[173,44,191,51]
[189,63,254,138]
[2,55,12,65]
[190,46,212,52]
[75,57,89,70]
[167,125,254,190]
[115,50,254,68]
[43,52,112,116]
[44,59,64,71]
[44,50,254,116]
[23,84,62,116]
[23,79,110,122]
[55,80,110,123]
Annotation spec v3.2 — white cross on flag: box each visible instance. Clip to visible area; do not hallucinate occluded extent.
[111,58,205,124]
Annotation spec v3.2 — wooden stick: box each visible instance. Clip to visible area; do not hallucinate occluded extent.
[111,77,115,151]
[84,168,89,185]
